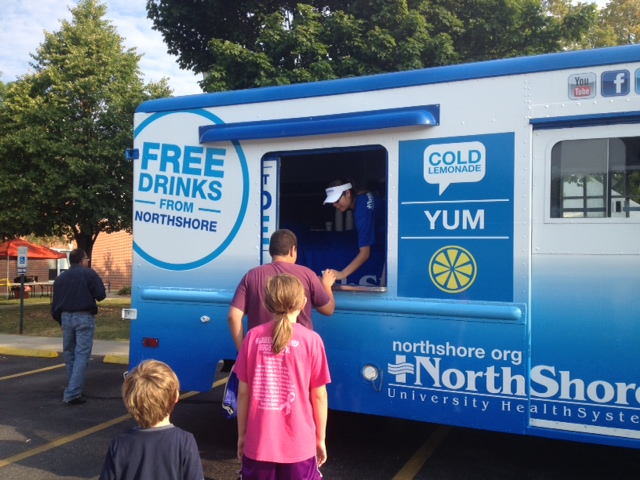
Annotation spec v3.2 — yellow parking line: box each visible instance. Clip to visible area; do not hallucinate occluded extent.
[0,363,65,381]
[0,376,229,468]
[212,377,228,389]
[0,347,58,358]
[392,425,451,480]
[0,413,132,468]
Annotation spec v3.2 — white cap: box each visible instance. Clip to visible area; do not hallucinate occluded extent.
[323,183,352,204]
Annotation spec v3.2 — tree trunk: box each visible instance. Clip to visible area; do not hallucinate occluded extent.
[73,231,99,267]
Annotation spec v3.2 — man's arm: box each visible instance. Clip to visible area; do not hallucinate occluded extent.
[89,270,107,301]
[311,385,328,467]
[51,279,63,324]
[315,270,336,316]
[51,300,62,324]
[228,307,245,351]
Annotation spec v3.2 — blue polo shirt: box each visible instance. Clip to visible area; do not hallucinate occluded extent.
[354,192,385,249]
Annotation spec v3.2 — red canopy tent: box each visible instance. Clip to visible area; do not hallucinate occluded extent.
[0,238,67,260]
[0,239,67,293]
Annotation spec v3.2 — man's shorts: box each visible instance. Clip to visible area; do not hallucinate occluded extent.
[240,455,322,480]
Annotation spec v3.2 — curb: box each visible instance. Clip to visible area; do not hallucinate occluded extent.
[103,354,129,365]
[0,347,58,359]
[0,347,129,365]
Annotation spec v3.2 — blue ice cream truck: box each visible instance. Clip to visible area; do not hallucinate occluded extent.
[126,44,640,448]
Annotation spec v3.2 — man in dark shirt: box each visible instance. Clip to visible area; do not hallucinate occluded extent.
[52,248,106,405]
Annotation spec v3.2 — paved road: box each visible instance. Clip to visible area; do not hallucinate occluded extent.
[1,355,639,479]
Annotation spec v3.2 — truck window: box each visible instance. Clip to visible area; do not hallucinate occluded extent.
[264,145,387,289]
[550,137,640,218]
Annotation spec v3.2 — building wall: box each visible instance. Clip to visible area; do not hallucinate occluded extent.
[91,231,132,293]
[1,233,133,298]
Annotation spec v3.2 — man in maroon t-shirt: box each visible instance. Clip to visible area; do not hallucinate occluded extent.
[228,229,336,351]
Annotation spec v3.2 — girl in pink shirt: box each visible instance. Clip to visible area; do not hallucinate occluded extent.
[235,274,331,480]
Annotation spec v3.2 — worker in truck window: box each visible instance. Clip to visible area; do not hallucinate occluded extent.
[323,179,386,286]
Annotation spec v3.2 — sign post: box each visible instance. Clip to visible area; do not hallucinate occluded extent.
[17,246,28,334]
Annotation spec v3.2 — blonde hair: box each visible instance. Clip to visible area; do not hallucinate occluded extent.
[264,274,306,354]
[122,360,180,429]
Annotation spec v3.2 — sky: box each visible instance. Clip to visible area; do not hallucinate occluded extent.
[0,0,202,97]
[0,1,610,98]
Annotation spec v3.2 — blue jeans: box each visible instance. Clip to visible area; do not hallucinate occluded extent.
[61,312,96,402]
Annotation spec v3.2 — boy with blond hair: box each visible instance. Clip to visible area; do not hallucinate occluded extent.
[99,360,204,480]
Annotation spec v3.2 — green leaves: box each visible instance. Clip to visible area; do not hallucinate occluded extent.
[153,0,598,93]
[198,1,457,91]
[588,0,640,48]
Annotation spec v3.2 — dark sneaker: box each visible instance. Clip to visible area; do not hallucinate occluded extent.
[65,397,86,405]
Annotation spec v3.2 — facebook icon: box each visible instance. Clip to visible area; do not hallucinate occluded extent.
[601,70,630,96]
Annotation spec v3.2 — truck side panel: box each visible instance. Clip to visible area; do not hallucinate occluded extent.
[130,46,640,448]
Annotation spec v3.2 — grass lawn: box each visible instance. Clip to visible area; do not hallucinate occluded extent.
[0,296,131,341]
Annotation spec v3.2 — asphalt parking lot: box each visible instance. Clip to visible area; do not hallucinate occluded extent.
[0,354,238,480]
[0,354,438,479]
[2,353,640,480]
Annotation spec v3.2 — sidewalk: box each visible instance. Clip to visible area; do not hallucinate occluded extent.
[0,293,130,365]
[0,333,129,365]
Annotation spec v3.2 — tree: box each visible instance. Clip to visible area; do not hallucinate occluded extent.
[147,0,597,92]
[202,1,457,90]
[586,0,640,47]
[446,0,597,60]
[0,0,172,257]
[146,0,314,74]
[0,75,8,104]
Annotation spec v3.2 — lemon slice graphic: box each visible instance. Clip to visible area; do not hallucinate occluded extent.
[429,246,477,293]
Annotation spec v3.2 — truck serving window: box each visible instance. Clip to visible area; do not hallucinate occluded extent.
[264,146,387,290]
[550,137,640,218]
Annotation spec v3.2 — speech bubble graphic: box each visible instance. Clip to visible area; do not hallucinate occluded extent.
[424,141,486,194]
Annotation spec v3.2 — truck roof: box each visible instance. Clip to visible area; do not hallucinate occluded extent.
[137,45,640,114]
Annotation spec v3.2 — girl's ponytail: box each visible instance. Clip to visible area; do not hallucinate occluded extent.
[264,274,306,354]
